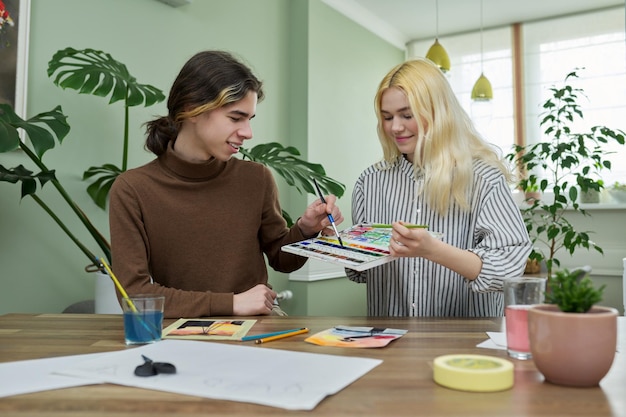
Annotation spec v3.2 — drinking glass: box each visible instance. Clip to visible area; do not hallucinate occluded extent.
[122,295,165,345]
[503,277,546,360]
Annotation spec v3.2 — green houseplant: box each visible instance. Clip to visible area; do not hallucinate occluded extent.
[506,70,626,278]
[543,267,604,313]
[47,47,166,209]
[0,103,109,266]
[0,47,168,268]
[527,268,618,387]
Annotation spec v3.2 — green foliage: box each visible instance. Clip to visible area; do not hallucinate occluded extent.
[611,181,626,191]
[545,268,605,313]
[0,103,110,266]
[239,142,345,226]
[47,47,166,209]
[506,70,625,277]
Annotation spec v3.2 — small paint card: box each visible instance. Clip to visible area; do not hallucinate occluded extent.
[305,325,407,348]
[163,318,256,341]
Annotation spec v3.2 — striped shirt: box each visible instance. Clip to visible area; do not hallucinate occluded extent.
[346,157,531,317]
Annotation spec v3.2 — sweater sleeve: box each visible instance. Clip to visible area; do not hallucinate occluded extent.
[109,175,232,318]
[257,165,309,272]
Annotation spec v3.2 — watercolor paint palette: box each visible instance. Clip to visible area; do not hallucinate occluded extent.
[282,224,442,271]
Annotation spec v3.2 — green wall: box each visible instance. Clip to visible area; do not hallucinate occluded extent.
[0,0,403,314]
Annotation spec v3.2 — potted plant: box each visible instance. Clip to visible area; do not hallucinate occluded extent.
[506,70,626,278]
[47,47,166,209]
[527,267,618,387]
[580,179,602,204]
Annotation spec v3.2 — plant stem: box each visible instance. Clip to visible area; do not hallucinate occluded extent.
[122,90,129,171]
[20,144,111,263]
[30,194,98,264]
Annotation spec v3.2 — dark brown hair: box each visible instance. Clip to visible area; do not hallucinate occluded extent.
[144,50,264,155]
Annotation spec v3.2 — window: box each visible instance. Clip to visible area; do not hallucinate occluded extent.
[523,8,626,187]
[406,7,626,187]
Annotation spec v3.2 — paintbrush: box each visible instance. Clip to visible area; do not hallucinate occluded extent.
[312,178,344,247]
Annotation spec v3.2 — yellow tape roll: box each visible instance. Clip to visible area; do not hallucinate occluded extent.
[433,354,514,392]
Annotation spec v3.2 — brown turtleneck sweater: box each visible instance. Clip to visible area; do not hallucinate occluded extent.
[109,145,308,318]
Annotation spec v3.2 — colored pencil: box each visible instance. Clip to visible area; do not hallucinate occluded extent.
[99,257,160,339]
[370,223,428,229]
[99,257,137,312]
[255,328,310,344]
[241,327,307,342]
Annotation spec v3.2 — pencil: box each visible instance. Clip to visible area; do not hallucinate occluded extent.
[255,327,309,344]
[99,257,161,339]
[99,257,137,312]
[312,178,344,247]
[241,327,307,342]
[370,223,428,229]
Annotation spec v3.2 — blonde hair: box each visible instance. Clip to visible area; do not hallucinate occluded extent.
[374,58,510,215]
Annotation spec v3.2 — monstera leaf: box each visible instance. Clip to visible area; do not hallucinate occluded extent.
[0,103,110,265]
[239,142,345,197]
[239,142,345,227]
[47,47,164,106]
[47,47,166,209]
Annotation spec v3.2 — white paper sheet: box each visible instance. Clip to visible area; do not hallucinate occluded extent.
[0,353,104,398]
[476,331,507,350]
[54,339,382,410]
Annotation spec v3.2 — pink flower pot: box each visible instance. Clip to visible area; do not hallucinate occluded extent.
[528,304,618,387]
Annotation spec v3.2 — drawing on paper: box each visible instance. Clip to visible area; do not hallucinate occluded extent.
[305,325,407,348]
[163,319,256,341]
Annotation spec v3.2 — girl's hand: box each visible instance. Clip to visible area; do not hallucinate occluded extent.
[389,221,436,258]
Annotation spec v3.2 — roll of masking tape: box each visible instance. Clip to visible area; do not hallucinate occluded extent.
[433,354,514,392]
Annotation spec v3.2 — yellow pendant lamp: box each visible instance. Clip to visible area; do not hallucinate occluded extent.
[425,0,450,73]
[471,0,493,101]
[471,73,493,100]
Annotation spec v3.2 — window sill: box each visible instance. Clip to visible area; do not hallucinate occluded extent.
[572,203,626,210]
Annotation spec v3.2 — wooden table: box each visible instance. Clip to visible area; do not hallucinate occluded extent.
[0,313,623,417]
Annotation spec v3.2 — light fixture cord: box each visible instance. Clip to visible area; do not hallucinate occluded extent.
[435,0,440,39]
[480,0,484,73]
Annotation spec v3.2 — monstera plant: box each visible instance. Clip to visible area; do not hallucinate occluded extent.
[0,47,167,267]
[47,47,166,209]
[0,103,109,266]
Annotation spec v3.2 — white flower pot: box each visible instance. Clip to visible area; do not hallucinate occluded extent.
[94,271,122,314]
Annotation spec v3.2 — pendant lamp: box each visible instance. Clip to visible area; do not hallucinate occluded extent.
[425,0,450,73]
[471,0,492,100]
